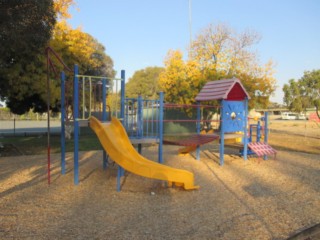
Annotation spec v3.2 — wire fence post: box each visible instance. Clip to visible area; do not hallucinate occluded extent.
[61,71,66,175]
[13,118,15,136]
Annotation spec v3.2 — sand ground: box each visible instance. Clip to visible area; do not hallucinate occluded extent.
[0,119,319,239]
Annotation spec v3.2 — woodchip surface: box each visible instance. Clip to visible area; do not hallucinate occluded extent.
[0,120,319,239]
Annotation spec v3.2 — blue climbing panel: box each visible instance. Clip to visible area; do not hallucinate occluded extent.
[222,100,245,133]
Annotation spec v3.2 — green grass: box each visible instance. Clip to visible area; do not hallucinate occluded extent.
[0,127,102,155]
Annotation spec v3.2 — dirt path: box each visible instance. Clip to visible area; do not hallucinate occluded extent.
[0,144,319,239]
[0,120,319,239]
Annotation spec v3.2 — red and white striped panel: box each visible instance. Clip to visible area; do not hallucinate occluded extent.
[248,142,277,158]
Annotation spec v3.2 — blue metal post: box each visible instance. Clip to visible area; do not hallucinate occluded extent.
[117,166,124,192]
[196,101,201,160]
[257,121,261,142]
[137,95,143,137]
[137,95,143,153]
[219,100,225,165]
[102,79,107,121]
[60,71,66,175]
[102,78,108,169]
[120,70,125,121]
[158,92,164,163]
[123,98,128,131]
[243,98,248,161]
[249,125,253,143]
[263,112,269,160]
[117,70,126,189]
[151,99,154,138]
[73,65,79,185]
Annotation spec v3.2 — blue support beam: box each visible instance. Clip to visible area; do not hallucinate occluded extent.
[102,78,107,121]
[117,166,125,192]
[220,100,225,165]
[243,97,248,161]
[263,112,269,160]
[102,78,108,169]
[73,65,79,185]
[158,92,164,163]
[196,101,201,160]
[120,70,125,120]
[137,95,143,138]
[257,121,261,143]
[117,70,126,190]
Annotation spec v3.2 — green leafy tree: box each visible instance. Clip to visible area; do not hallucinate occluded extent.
[49,21,115,116]
[0,1,115,115]
[0,0,56,114]
[283,70,320,119]
[126,67,164,99]
[283,79,303,112]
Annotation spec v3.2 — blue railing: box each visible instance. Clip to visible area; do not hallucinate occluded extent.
[123,96,161,139]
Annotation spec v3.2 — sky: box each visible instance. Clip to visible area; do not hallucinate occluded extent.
[68,0,320,104]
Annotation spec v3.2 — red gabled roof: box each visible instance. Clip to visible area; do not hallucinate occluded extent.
[195,78,250,101]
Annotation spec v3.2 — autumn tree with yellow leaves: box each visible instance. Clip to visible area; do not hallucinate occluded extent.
[50,20,115,77]
[47,20,115,111]
[54,0,76,19]
[159,50,202,106]
[160,23,276,109]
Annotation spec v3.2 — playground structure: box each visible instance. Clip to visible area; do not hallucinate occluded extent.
[56,64,276,191]
[162,78,276,164]
[246,114,276,159]
[177,129,215,155]
[194,78,250,165]
[59,65,199,191]
[59,65,125,186]
[122,95,164,161]
[200,79,276,162]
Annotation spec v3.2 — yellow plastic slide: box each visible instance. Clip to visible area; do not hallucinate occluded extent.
[89,116,199,190]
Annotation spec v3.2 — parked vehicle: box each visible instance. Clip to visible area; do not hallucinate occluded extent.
[281,112,298,120]
[281,112,308,120]
[297,114,307,120]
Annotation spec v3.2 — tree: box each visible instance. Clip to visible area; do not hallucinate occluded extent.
[0,0,56,114]
[53,0,76,19]
[49,21,115,116]
[0,1,56,63]
[126,67,164,99]
[190,23,264,77]
[283,70,320,119]
[0,0,115,114]
[160,23,276,109]
[50,21,115,77]
[159,50,202,105]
